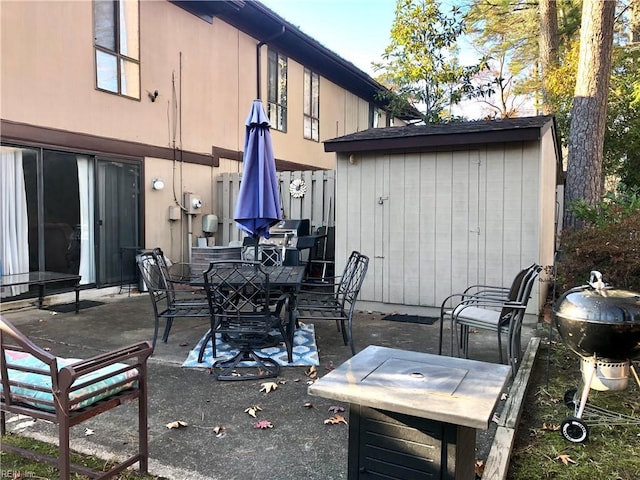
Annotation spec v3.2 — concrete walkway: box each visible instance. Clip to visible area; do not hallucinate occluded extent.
[1,289,540,479]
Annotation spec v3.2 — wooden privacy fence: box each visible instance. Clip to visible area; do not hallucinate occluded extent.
[217,170,335,245]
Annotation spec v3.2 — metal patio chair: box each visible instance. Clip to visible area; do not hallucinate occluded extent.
[439,264,541,374]
[295,251,369,355]
[136,248,211,349]
[199,261,293,381]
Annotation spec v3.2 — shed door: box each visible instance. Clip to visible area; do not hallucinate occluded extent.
[378,150,481,306]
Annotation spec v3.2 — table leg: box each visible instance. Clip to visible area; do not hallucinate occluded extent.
[38,284,45,309]
[75,282,80,314]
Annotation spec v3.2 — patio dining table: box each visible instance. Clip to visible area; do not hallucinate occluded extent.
[188,264,307,364]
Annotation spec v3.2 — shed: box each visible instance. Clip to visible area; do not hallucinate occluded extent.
[324,115,561,314]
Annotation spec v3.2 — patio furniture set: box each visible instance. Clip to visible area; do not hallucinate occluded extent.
[0,249,540,479]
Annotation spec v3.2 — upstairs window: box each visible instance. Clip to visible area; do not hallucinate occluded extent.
[303,69,319,141]
[94,0,140,99]
[267,49,287,132]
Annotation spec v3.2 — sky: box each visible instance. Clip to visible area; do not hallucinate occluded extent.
[260,0,397,75]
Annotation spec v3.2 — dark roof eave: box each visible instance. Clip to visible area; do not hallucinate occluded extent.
[170,1,421,120]
[324,128,542,153]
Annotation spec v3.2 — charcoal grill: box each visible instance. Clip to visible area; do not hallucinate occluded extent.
[553,271,640,443]
[262,219,310,247]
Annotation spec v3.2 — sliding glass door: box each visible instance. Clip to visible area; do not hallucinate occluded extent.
[97,159,141,286]
[1,144,142,298]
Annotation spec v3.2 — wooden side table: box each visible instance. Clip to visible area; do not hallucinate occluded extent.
[308,345,511,480]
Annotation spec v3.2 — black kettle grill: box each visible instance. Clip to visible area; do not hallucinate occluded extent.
[553,271,640,443]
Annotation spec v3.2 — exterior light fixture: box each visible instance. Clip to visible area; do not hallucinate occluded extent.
[152,179,165,191]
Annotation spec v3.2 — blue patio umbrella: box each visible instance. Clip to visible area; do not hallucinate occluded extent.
[234,100,282,247]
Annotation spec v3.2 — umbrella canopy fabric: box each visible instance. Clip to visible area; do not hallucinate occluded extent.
[234,100,282,239]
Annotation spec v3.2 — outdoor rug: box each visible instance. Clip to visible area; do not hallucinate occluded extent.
[382,314,439,325]
[47,300,105,313]
[182,323,319,368]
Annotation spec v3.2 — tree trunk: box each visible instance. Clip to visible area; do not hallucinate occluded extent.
[563,0,615,230]
[632,0,640,44]
[539,0,559,115]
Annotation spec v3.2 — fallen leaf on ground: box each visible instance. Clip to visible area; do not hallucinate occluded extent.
[555,454,577,466]
[303,402,314,409]
[305,365,317,379]
[254,420,274,429]
[179,342,189,347]
[84,428,95,436]
[474,459,485,477]
[541,422,560,431]
[328,405,345,413]
[213,425,226,437]
[166,420,188,429]
[244,405,262,418]
[324,414,348,425]
[260,382,278,393]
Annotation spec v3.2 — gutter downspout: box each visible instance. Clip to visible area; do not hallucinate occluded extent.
[256,25,286,99]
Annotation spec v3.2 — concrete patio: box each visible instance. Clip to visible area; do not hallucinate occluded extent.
[0,288,541,480]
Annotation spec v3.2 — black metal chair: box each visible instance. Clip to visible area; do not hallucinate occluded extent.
[136,248,211,350]
[439,264,541,374]
[295,251,369,355]
[200,261,293,381]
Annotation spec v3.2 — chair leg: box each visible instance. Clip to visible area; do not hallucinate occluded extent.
[138,369,149,474]
[162,318,173,342]
[59,416,71,480]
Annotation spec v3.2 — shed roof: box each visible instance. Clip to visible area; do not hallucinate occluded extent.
[324,115,559,153]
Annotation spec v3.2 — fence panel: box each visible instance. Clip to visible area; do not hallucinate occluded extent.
[216,170,335,244]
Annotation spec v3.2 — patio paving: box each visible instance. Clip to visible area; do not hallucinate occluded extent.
[0,289,540,480]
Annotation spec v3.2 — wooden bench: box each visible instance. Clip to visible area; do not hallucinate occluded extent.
[0,315,153,479]
[0,272,81,312]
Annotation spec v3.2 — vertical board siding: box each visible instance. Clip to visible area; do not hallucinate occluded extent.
[217,170,335,244]
[336,139,548,313]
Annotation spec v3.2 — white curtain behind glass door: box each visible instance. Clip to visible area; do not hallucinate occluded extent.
[0,147,29,296]
[77,156,96,284]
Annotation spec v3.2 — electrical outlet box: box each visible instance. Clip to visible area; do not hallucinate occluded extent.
[168,206,181,221]
[184,193,202,214]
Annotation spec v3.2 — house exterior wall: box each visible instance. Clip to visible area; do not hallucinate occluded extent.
[1,1,398,277]
[335,137,558,314]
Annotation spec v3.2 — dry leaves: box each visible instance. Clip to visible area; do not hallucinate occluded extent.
[474,459,485,477]
[166,420,188,429]
[84,428,95,436]
[541,422,560,431]
[254,420,274,429]
[555,454,577,466]
[260,382,278,393]
[324,414,348,425]
[328,405,345,413]
[244,405,262,418]
[303,402,315,409]
[305,365,318,379]
[213,425,226,438]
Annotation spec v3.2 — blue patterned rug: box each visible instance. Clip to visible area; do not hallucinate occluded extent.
[182,323,319,368]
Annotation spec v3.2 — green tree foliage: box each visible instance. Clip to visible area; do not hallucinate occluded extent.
[373,0,485,123]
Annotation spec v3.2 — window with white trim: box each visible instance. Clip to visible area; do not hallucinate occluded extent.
[303,69,319,141]
[94,0,140,99]
[267,49,287,132]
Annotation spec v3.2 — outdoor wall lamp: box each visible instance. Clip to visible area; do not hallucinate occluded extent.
[152,179,165,191]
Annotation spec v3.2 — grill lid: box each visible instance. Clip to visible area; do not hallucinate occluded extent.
[554,271,640,325]
[553,271,640,360]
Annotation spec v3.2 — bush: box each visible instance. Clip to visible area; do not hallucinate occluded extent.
[556,188,640,292]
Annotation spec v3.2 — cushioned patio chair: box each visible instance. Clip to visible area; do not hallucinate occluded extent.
[199,261,294,380]
[0,315,152,480]
[295,251,369,355]
[136,248,211,349]
[438,264,541,374]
